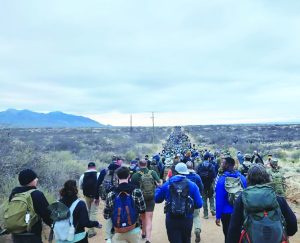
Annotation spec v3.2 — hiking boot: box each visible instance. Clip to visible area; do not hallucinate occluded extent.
[211,210,216,216]
[195,229,201,243]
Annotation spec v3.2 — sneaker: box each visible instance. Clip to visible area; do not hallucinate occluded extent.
[105,239,112,243]
[142,234,146,239]
[211,210,216,216]
[195,231,201,243]
[203,215,209,219]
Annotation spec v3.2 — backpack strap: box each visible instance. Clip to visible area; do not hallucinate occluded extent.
[69,199,80,226]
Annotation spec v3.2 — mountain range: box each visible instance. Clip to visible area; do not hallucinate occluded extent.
[0,109,104,128]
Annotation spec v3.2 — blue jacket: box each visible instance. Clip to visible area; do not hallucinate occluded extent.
[186,171,204,195]
[155,175,203,219]
[215,170,247,219]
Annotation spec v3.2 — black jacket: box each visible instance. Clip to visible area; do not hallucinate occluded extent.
[227,195,298,243]
[9,186,52,236]
[60,195,99,234]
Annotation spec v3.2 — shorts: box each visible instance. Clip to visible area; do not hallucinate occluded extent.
[145,199,155,212]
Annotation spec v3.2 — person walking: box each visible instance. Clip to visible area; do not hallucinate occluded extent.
[215,157,247,241]
[186,161,204,243]
[197,152,216,219]
[6,169,52,243]
[131,159,161,243]
[155,162,203,243]
[227,164,297,243]
[56,180,102,243]
[103,166,146,243]
[79,162,101,238]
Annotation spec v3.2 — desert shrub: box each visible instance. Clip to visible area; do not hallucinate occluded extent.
[37,151,85,194]
[125,150,136,162]
[290,150,300,163]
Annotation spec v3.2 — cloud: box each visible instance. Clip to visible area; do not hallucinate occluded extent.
[0,0,300,125]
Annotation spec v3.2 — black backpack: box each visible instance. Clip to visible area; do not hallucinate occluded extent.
[165,178,194,218]
[198,162,215,187]
[82,171,97,198]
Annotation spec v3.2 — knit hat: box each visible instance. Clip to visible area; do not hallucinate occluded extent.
[88,162,96,168]
[18,169,38,186]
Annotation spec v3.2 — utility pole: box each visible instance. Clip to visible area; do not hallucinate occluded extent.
[151,112,155,144]
[130,114,133,133]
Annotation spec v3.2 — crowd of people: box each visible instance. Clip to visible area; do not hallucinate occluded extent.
[2,127,298,243]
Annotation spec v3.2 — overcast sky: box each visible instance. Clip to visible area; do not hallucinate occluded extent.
[1,0,300,126]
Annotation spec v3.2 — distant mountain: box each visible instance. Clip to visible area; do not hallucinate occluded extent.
[0,109,105,128]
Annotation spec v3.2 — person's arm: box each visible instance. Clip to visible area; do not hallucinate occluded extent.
[79,174,84,190]
[151,171,162,186]
[31,190,52,226]
[132,189,146,214]
[277,197,298,236]
[155,181,168,203]
[197,176,204,195]
[215,177,225,220]
[226,196,244,243]
[191,182,202,209]
[103,191,114,220]
[76,201,99,228]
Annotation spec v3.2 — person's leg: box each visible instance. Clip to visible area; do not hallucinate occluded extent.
[208,185,216,215]
[193,208,201,243]
[140,213,146,237]
[166,218,183,243]
[181,218,193,243]
[145,211,154,242]
[84,196,97,237]
[125,228,141,243]
[104,218,113,242]
[221,214,231,241]
[202,190,208,218]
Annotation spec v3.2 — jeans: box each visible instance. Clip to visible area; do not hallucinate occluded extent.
[166,217,193,243]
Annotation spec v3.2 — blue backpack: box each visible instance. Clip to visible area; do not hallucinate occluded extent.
[112,191,138,233]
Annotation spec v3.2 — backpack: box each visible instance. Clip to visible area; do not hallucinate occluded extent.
[138,171,155,201]
[82,171,98,198]
[198,162,215,187]
[166,178,194,218]
[269,169,285,197]
[239,185,288,243]
[112,191,138,233]
[99,170,118,200]
[225,176,243,206]
[4,189,39,233]
[49,199,80,242]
